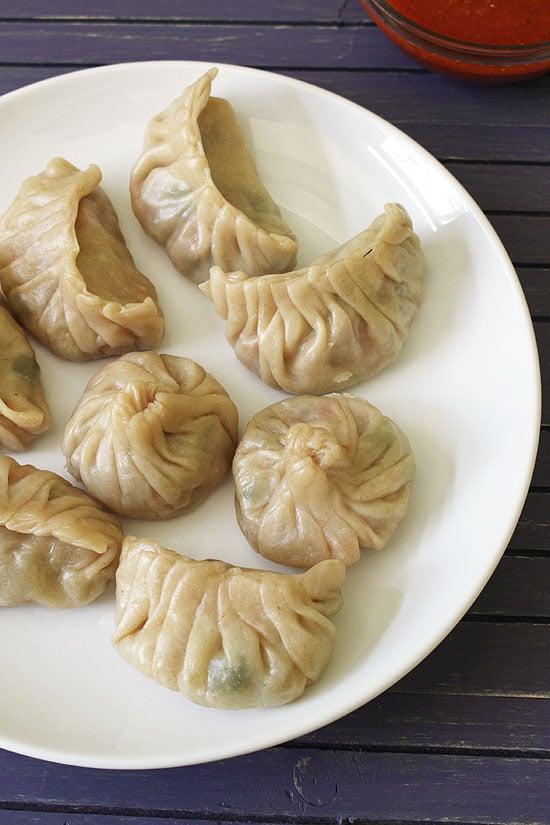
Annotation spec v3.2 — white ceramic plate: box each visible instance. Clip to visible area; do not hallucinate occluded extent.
[0,61,540,769]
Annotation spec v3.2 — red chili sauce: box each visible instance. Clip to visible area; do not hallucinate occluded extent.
[391,0,550,47]
[362,0,550,81]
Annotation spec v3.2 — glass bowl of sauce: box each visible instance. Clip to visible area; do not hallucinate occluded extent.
[360,0,550,82]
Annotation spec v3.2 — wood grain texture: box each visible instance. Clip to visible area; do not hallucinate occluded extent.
[531,429,550,487]
[519,269,550,319]
[470,556,550,617]
[0,0,368,23]
[487,216,550,265]
[299,692,550,753]
[0,817,192,825]
[0,20,413,69]
[535,323,549,426]
[445,163,550,213]
[510,492,550,552]
[394,622,550,697]
[0,746,548,824]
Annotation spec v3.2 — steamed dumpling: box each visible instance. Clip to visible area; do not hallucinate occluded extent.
[201,203,425,394]
[62,352,239,519]
[0,454,122,608]
[0,157,165,360]
[113,536,345,709]
[233,394,414,568]
[0,301,51,450]
[130,67,298,284]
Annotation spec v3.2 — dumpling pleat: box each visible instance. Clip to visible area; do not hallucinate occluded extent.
[0,303,51,450]
[130,68,298,284]
[62,352,238,519]
[233,394,415,567]
[0,454,122,607]
[202,202,425,394]
[113,537,345,708]
[0,158,164,360]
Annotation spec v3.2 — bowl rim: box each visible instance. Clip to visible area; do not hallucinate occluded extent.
[362,0,550,60]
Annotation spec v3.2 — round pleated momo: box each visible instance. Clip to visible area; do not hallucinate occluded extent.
[62,352,239,519]
[113,536,345,709]
[233,394,415,568]
[201,202,425,395]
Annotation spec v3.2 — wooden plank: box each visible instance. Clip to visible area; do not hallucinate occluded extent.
[0,817,245,825]
[510,492,550,552]
[531,429,550,488]
[1,817,282,825]
[445,162,550,213]
[535,323,549,427]
[0,746,547,824]
[395,621,550,697]
[0,0,368,24]
[405,123,550,163]
[0,20,416,69]
[403,122,550,163]
[0,816,193,825]
[488,215,550,266]
[300,692,550,753]
[470,556,550,617]
[518,268,550,319]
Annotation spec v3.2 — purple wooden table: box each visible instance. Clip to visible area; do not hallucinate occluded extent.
[0,2,548,823]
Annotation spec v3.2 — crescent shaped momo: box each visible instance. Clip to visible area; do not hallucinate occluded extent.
[0,301,51,450]
[62,352,239,519]
[130,67,298,284]
[201,203,425,394]
[112,536,345,709]
[233,394,414,568]
[0,454,122,608]
[0,157,165,360]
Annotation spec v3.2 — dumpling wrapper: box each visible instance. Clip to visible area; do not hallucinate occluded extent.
[113,536,345,709]
[233,394,414,568]
[130,67,298,284]
[0,301,51,450]
[62,352,239,519]
[201,202,425,394]
[0,454,123,608]
[0,157,165,360]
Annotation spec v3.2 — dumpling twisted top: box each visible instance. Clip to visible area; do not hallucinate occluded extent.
[233,393,414,568]
[62,351,239,519]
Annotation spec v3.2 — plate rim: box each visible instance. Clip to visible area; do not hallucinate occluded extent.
[0,59,541,770]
